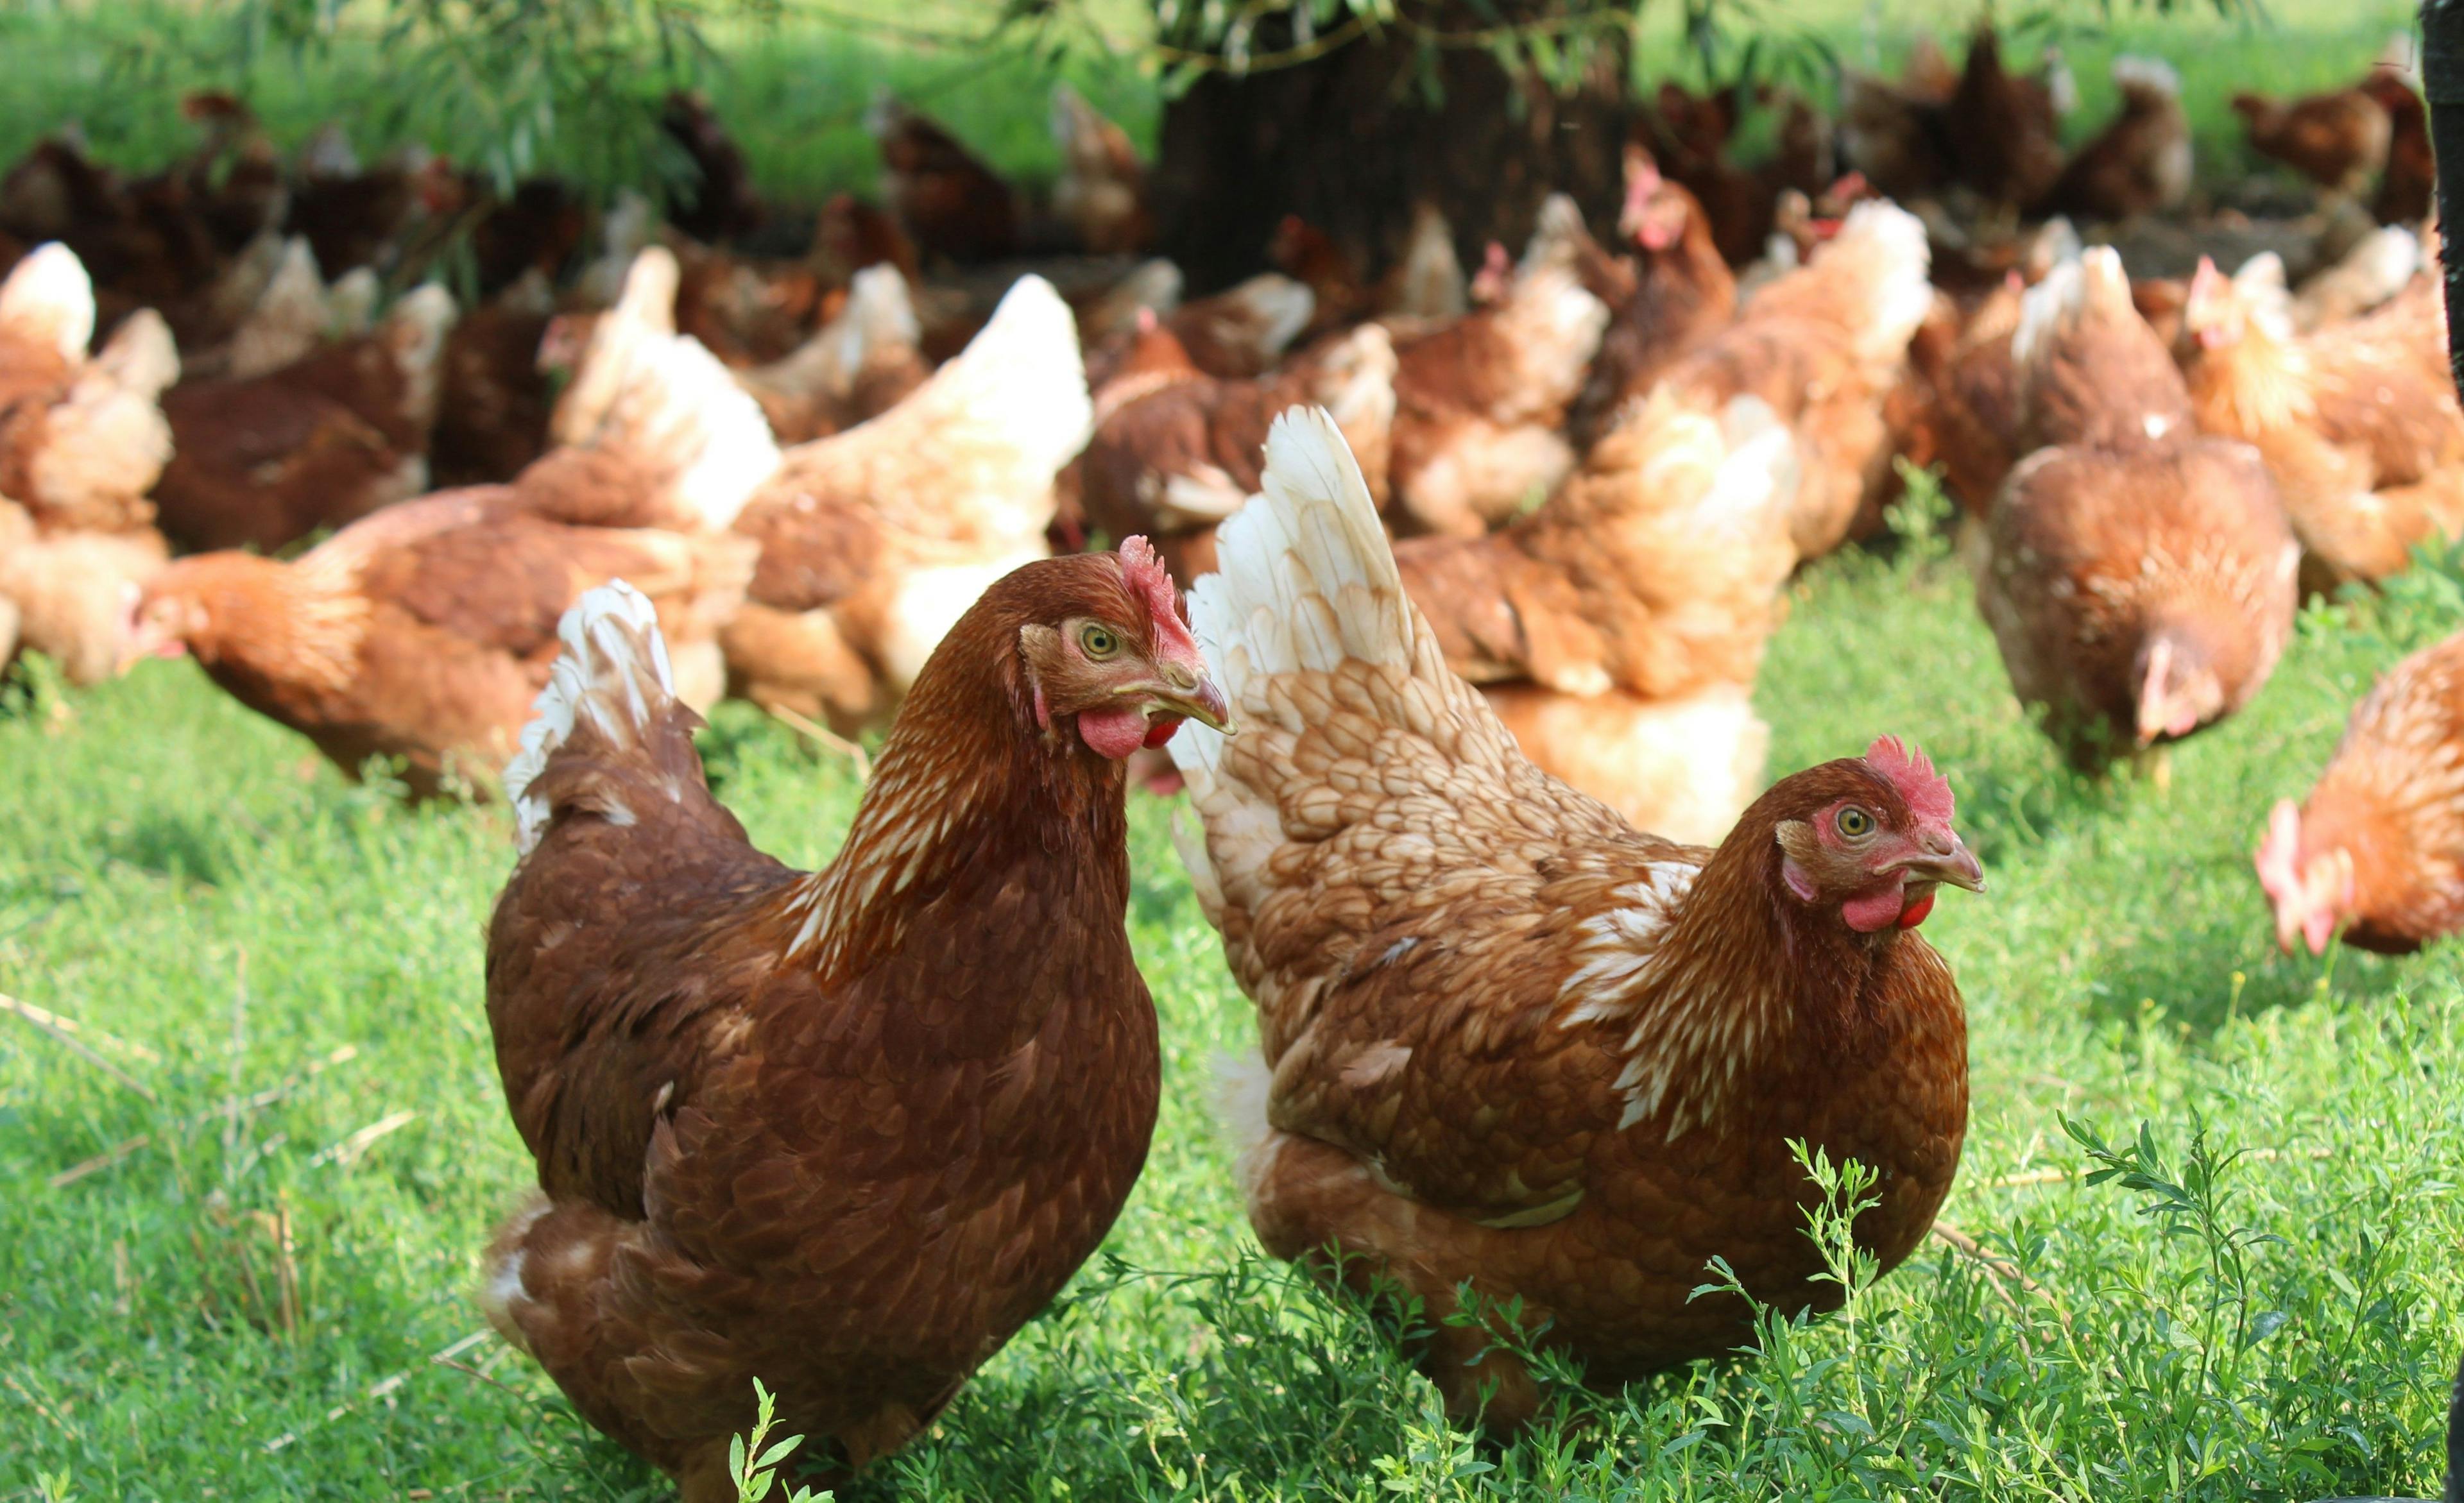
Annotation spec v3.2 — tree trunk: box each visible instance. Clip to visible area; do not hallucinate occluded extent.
[1151,13,1631,294]
[2426,0,2464,399]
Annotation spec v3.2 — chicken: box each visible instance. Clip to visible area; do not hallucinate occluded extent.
[1903,273,2027,516]
[1657,200,1935,559]
[429,271,557,488]
[0,250,176,684]
[1392,386,1798,842]
[2258,630,2464,954]
[1163,272,1315,380]
[466,177,592,299]
[2232,84,2391,197]
[734,264,929,443]
[151,285,459,553]
[481,545,1227,1499]
[722,275,1091,730]
[1944,23,2068,208]
[1838,40,1959,201]
[1969,249,2298,770]
[205,236,370,382]
[1050,84,1150,255]
[1570,148,1738,450]
[0,498,167,686]
[0,136,223,331]
[668,235,823,368]
[0,244,179,536]
[1075,318,1397,582]
[1381,201,1470,325]
[126,314,774,794]
[1267,207,1467,338]
[2361,64,2433,226]
[1385,196,1609,538]
[867,94,1022,266]
[1641,82,1774,269]
[286,142,460,278]
[1170,407,1981,1427]
[660,90,764,245]
[813,191,921,292]
[2041,56,2190,223]
[2288,224,2421,332]
[2177,255,2464,588]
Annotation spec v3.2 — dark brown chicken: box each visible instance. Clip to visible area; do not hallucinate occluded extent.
[1971,247,2297,770]
[1945,23,2069,208]
[1174,408,1979,1426]
[480,543,1229,1499]
[2232,84,2391,196]
[152,286,458,552]
[2040,56,2190,223]
[661,90,764,244]
[867,94,1022,265]
[2361,65,2434,226]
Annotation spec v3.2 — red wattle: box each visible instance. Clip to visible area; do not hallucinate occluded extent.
[1076,704,1152,760]
[1897,892,1936,929]
[1142,715,1185,749]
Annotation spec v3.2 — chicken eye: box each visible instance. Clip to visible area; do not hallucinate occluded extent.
[1079,623,1122,659]
[1836,806,1875,838]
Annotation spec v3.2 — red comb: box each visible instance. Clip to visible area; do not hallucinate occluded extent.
[1118,536,1198,659]
[1865,735,1955,827]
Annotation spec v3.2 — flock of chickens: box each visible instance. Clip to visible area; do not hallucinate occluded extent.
[6,22,2464,1495]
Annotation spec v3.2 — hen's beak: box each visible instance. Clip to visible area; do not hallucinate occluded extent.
[1145,660,1234,735]
[1896,835,1986,894]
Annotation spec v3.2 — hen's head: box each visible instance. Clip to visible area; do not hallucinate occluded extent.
[1618,146,1693,254]
[2180,255,2290,355]
[1014,538,1230,761]
[2255,799,2352,955]
[2135,631,2225,745]
[1765,736,1985,935]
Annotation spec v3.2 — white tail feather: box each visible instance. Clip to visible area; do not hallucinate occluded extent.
[1171,407,1409,791]
[0,242,95,364]
[2110,55,2180,98]
[506,581,676,854]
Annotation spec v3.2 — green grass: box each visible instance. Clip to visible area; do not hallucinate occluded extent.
[6,518,2464,1501]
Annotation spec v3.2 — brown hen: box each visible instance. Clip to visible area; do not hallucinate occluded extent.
[1380,196,1607,538]
[1970,248,2298,770]
[723,275,1091,731]
[127,316,774,794]
[2232,84,2392,197]
[1172,408,1979,1427]
[152,284,458,552]
[2177,254,2464,588]
[482,544,1228,1499]
[2259,630,2464,955]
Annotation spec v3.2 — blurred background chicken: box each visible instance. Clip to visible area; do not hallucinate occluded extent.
[0,244,176,683]
[1969,248,2297,771]
[723,274,1091,731]
[126,300,771,792]
[1385,196,1608,537]
[2040,57,2191,224]
[2175,251,2463,590]
[2232,79,2392,200]
[151,282,456,552]
[2260,629,2464,956]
